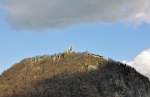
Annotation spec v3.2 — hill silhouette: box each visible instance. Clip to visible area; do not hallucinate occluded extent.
[0,50,150,97]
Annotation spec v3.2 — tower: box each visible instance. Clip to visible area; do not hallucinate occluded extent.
[68,45,73,52]
[66,45,74,54]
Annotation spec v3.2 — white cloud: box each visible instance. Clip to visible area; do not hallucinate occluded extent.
[125,49,150,78]
[0,0,150,30]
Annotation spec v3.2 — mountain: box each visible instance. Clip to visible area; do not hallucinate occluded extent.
[0,50,150,97]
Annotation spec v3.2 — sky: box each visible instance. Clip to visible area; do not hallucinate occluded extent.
[0,0,150,78]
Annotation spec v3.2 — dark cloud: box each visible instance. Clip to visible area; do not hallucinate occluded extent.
[1,0,150,30]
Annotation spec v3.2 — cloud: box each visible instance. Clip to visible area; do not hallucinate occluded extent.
[124,49,150,78]
[0,0,150,30]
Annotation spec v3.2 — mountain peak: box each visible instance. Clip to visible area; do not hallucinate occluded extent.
[0,51,150,97]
